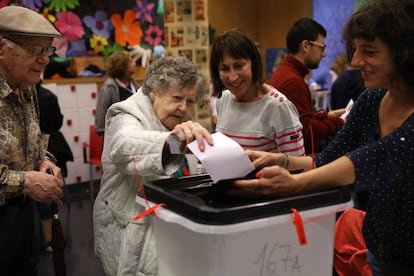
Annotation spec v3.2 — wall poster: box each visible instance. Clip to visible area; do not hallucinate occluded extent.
[164,0,211,130]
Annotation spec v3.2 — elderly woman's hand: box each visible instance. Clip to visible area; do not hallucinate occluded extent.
[171,121,214,152]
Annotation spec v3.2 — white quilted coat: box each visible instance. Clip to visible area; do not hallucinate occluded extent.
[93,89,183,276]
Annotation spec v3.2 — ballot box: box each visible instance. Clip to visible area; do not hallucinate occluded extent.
[136,174,353,276]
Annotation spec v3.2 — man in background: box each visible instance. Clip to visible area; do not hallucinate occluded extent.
[268,18,345,153]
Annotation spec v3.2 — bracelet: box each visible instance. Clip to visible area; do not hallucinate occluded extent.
[284,153,290,169]
[280,153,289,169]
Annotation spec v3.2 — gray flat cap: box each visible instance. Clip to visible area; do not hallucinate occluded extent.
[0,6,61,38]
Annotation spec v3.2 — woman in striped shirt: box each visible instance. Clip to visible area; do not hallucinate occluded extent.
[209,28,305,156]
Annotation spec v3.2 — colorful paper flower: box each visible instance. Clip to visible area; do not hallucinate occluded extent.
[52,36,69,57]
[134,0,155,24]
[111,9,143,47]
[48,0,80,13]
[103,43,124,65]
[153,45,166,58]
[0,0,10,9]
[144,25,163,46]
[157,0,164,14]
[41,7,56,23]
[83,10,113,39]
[55,11,84,41]
[21,0,47,10]
[89,34,108,54]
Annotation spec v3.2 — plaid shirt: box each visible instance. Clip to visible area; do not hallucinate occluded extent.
[0,76,48,197]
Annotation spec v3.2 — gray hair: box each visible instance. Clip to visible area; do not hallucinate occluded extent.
[142,56,206,103]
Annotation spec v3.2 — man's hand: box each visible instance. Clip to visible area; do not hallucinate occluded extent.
[23,169,64,206]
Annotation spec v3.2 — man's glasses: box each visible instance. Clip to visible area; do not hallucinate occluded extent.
[4,36,56,57]
[308,40,326,52]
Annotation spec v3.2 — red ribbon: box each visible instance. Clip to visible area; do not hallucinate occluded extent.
[291,203,350,246]
[291,208,308,246]
[131,155,166,221]
[133,203,165,221]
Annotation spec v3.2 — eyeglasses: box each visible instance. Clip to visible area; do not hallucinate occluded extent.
[308,40,326,52]
[4,36,56,57]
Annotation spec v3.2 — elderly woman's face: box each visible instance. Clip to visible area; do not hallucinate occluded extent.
[151,82,198,130]
[0,35,52,89]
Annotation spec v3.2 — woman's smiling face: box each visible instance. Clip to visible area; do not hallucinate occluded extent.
[350,38,395,89]
[218,52,254,101]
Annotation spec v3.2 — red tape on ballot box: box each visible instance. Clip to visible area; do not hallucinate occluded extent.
[131,155,166,222]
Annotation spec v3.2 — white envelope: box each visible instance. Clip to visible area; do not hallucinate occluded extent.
[187,132,255,183]
[341,99,354,120]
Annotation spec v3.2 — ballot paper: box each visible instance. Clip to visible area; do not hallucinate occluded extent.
[341,99,354,120]
[187,132,255,183]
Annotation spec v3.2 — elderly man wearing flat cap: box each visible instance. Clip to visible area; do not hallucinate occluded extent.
[0,6,65,275]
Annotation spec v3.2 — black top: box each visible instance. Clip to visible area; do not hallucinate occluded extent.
[36,83,73,177]
[330,69,365,110]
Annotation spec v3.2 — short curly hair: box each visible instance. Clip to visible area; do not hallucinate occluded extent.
[107,51,131,79]
[142,56,206,104]
[343,0,414,87]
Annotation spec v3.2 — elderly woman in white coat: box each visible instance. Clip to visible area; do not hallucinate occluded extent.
[93,56,213,276]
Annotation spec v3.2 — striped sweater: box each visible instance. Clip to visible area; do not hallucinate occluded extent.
[216,88,305,156]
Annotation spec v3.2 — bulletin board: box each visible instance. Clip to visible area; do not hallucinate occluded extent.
[163,0,211,131]
[163,0,209,75]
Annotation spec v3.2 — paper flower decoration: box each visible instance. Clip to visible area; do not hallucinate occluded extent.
[103,43,124,65]
[130,45,152,67]
[21,0,47,10]
[41,7,56,23]
[55,11,84,41]
[153,45,166,58]
[48,0,80,13]
[111,9,143,47]
[144,25,163,46]
[52,37,69,57]
[157,0,163,14]
[0,0,10,8]
[83,10,113,39]
[135,0,155,24]
[89,34,108,54]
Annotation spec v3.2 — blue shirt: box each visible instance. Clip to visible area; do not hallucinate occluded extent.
[315,89,414,265]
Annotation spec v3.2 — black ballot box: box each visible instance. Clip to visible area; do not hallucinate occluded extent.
[136,174,353,276]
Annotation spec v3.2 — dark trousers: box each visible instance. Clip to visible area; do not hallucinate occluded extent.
[0,197,40,276]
